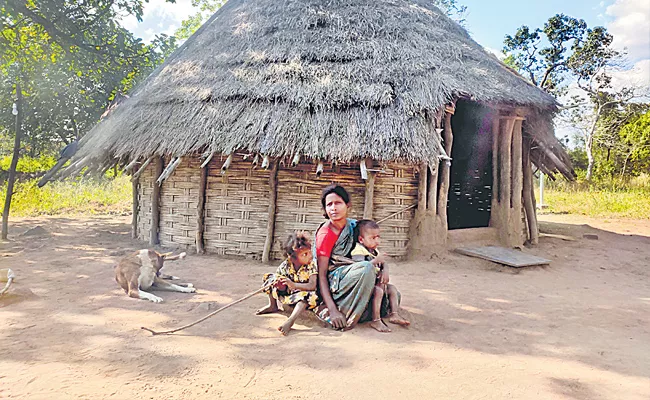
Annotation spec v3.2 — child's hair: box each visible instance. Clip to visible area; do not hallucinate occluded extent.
[354,219,380,243]
[320,184,350,218]
[283,231,312,258]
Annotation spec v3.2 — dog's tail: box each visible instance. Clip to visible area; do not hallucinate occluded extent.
[161,252,187,262]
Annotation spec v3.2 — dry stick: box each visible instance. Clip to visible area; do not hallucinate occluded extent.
[376,204,417,224]
[141,283,273,335]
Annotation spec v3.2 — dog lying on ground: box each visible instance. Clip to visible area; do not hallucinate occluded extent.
[115,249,195,303]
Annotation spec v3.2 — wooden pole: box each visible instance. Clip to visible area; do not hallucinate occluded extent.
[491,117,500,205]
[427,163,438,214]
[363,159,375,219]
[437,111,454,219]
[417,162,428,214]
[2,80,23,240]
[499,118,515,206]
[262,160,279,263]
[523,138,539,244]
[150,156,163,246]
[511,120,524,211]
[196,162,209,254]
[132,177,139,239]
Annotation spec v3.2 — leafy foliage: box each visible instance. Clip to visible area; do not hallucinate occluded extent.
[503,14,616,95]
[0,0,177,156]
[503,13,649,181]
[0,175,131,216]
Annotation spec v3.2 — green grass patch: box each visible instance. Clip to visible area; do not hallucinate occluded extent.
[539,173,650,219]
[0,175,131,217]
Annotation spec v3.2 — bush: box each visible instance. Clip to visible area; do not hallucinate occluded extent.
[0,154,58,174]
[0,175,131,216]
[539,173,650,219]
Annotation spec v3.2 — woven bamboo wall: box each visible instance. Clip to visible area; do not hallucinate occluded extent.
[372,163,419,257]
[159,157,201,249]
[136,162,154,242]
[135,155,418,259]
[203,156,271,258]
[272,161,366,259]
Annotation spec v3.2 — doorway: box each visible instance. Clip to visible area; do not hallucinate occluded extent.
[447,100,494,230]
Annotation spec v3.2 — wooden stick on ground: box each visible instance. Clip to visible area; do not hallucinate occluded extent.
[141,282,274,335]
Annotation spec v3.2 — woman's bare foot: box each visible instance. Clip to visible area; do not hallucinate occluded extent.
[278,320,294,336]
[369,319,391,333]
[255,304,279,315]
[388,312,410,326]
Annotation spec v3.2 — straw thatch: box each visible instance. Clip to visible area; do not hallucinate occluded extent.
[69,0,569,176]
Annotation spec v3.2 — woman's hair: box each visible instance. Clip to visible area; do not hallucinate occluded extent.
[320,184,350,218]
[283,231,312,258]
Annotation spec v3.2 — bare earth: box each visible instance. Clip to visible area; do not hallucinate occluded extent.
[1,214,649,400]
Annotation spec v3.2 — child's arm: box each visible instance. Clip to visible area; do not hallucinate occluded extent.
[279,275,317,292]
[377,253,390,284]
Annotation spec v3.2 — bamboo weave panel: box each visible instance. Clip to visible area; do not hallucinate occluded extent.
[136,163,154,242]
[272,161,365,260]
[159,157,201,249]
[373,163,418,257]
[203,156,271,258]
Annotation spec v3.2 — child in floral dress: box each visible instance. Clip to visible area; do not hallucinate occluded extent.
[256,232,319,335]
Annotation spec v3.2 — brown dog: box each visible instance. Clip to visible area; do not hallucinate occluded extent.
[115,249,195,303]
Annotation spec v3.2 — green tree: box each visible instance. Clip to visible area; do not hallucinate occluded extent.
[619,110,650,176]
[0,0,176,239]
[502,14,644,180]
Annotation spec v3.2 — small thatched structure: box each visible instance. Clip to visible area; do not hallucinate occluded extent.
[64,0,574,260]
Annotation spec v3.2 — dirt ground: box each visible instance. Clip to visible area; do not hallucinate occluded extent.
[0,214,649,400]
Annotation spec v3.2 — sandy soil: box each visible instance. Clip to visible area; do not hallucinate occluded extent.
[0,214,649,400]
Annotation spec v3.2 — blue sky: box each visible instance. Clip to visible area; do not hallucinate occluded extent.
[462,0,609,53]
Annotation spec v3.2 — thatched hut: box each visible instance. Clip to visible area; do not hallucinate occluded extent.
[65,0,574,260]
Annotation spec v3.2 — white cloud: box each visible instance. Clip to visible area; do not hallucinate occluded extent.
[484,47,506,60]
[606,0,650,61]
[119,0,199,42]
[609,59,650,99]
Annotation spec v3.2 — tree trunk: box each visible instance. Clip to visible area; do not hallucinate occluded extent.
[585,106,602,181]
[585,133,595,181]
[2,80,23,240]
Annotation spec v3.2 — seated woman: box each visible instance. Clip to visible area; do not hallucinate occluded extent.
[313,184,385,330]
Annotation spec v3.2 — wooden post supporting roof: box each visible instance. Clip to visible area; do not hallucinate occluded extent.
[499,118,515,207]
[512,120,524,211]
[363,159,375,219]
[522,137,539,245]
[131,177,139,239]
[150,156,164,246]
[262,160,279,263]
[491,117,500,213]
[437,110,454,221]
[196,161,209,254]
[417,162,428,213]
[427,163,438,215]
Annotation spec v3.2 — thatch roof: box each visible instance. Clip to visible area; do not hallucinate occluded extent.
[71,0,571,177]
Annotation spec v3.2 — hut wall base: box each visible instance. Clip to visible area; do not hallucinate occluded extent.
[408,211,448,259]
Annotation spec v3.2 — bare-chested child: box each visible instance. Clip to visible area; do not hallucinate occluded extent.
[351,219,410,333]
[256,232,319,336]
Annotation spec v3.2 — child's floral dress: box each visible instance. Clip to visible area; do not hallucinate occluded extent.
[262,258,319,309]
